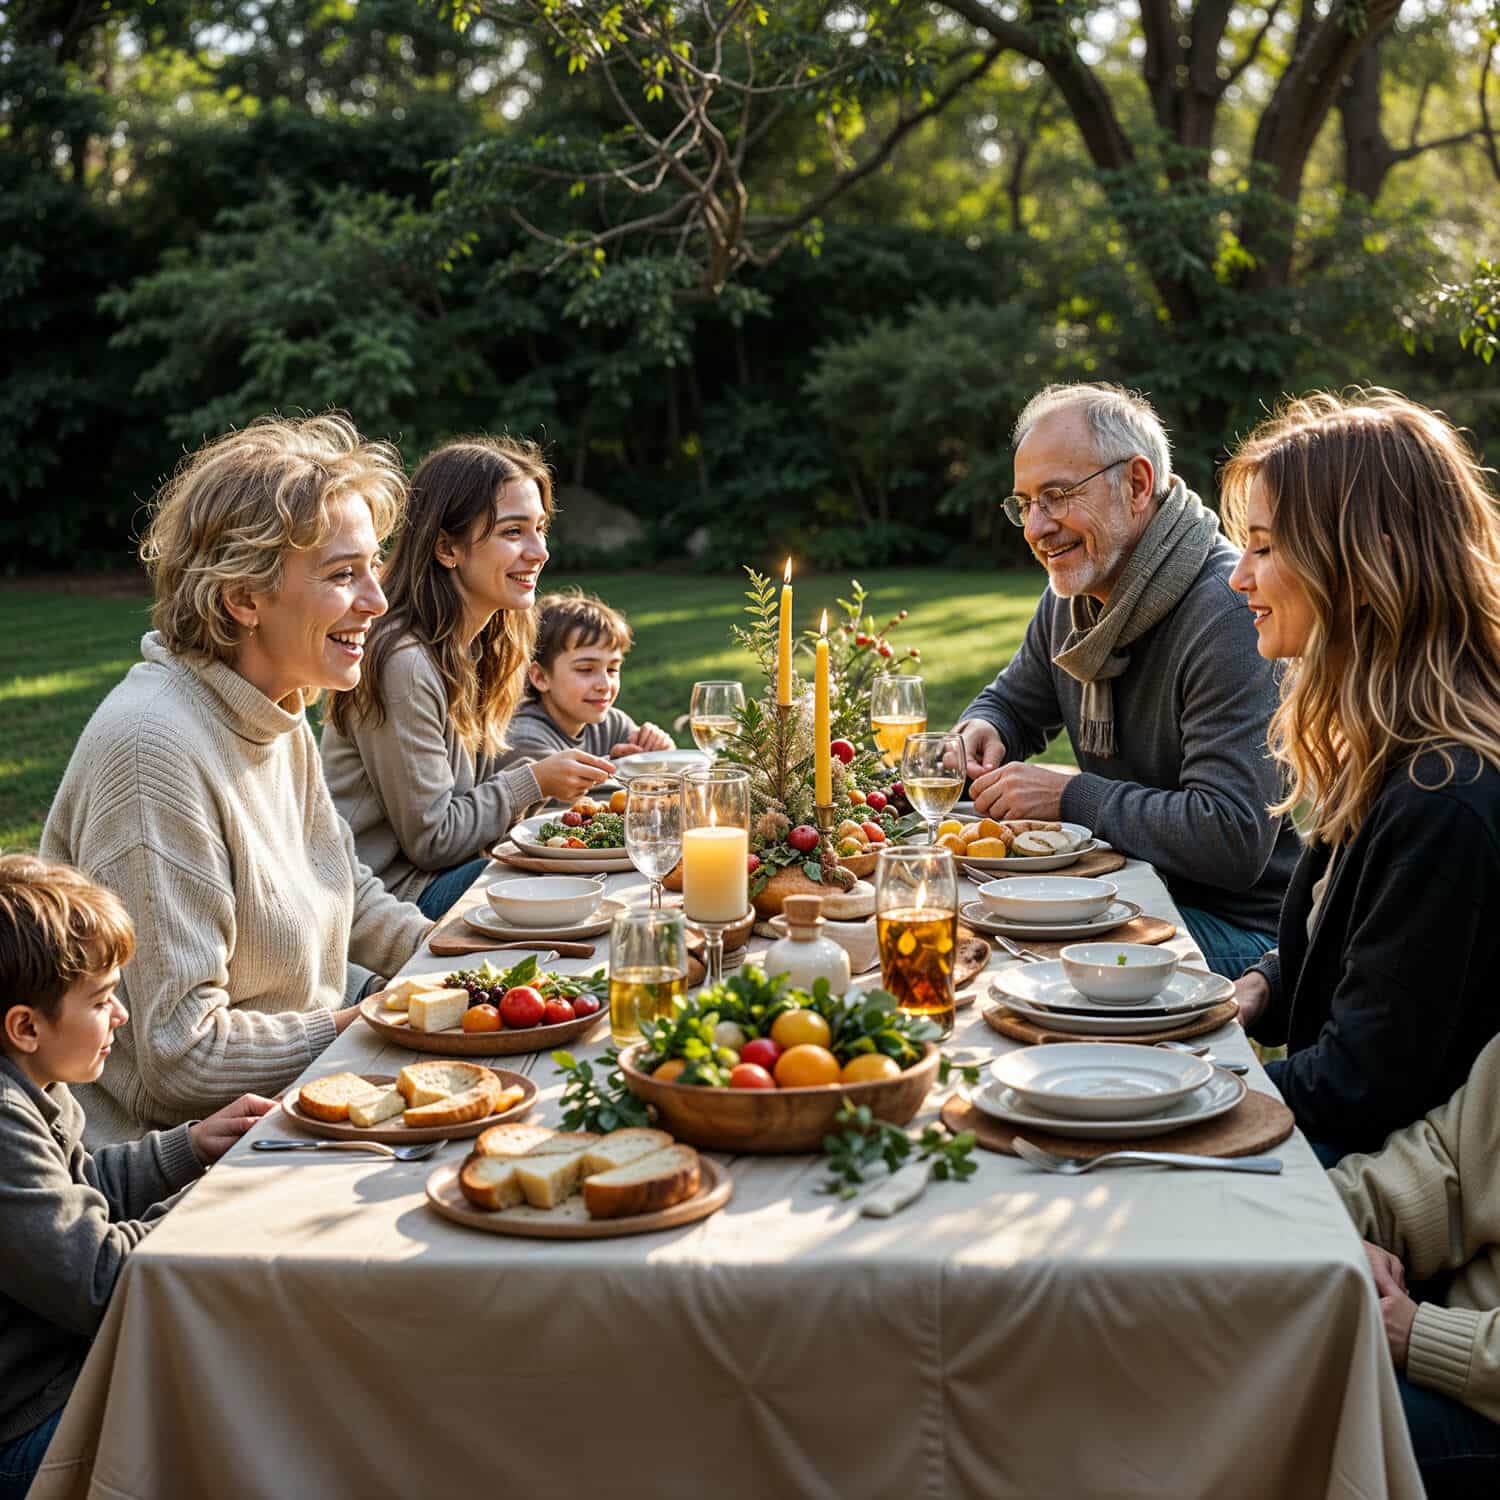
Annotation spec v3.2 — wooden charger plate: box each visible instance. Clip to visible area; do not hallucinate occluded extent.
[282,1069,536,1144]
[982,998,1239,1046]
[488,841,634,875]
[358,989,607,1057]
[424,1156,732,1239]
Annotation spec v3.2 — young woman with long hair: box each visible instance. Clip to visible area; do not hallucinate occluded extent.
[322,437,613,918]
[1223,389,1500,1162]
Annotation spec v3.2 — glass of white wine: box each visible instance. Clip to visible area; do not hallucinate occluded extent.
[871,673,927,767]
[608,908,689,1047]
[689,680,746,761]
[624,776,683,911]
[899,731,966,846]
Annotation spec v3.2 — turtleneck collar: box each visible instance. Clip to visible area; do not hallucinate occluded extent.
[140,631,307,746]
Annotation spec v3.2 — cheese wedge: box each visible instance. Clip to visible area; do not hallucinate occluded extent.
[513,1148,593,1208]
[583,1145,702,1220]
[346,1086,406,1128]
[579,1128,675,1176]
[407,989,470,1034]
[458,1156,525,1211]
[385,973,453,1010]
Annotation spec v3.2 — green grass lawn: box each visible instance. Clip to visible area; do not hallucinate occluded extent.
[0,568,1073,850]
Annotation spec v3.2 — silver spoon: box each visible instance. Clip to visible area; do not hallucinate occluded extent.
[252,1137,444,1161]
[1154,1040,1250,1075]
[1012,1137,1281,1176]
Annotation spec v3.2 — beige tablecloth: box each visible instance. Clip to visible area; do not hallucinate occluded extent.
[33,860,1422,1499]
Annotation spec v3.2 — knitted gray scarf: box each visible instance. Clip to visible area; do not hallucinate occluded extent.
[1052,475,1220,757]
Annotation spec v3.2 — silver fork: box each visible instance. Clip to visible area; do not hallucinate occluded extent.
[1154,1040,1249,1075]
[252,1138,445,1161]
[1011,1136,1281,1175]
[992,934,1047,964]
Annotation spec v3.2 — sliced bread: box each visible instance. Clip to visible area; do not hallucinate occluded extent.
[402,1072,504,1129]
[397,1060,492,1107]
[579,1128,675,1176]
[474,1122,563,1159]
[346,1086,407,1128]
[298,1073,384,1123]
[458,1155,525,1211]
[521,1131,601,1157]
[583,1145,701,1220]
[513,1148,593,1209]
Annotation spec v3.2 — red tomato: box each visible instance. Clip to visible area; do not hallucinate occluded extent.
[739,1037,783,1072]
[729,1063,776,1090]
[862,821,887,843]
[561,810,584,827]
[542,998,576,1026]
[499,986,546,1028]
[572,994,602,1018]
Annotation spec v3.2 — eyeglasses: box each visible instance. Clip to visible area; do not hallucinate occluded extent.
[1001,456,1132,528]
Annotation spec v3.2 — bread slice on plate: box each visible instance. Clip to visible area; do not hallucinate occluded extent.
[347,1086,406,1128]
[398,1060,491,1107]
[513,1148,593,1208]
[522,1131,601,1157]
[474,1122,562,1159]
[298,1073,385,1123]
[584,1145,702,1220]
[403,1073,504,1129]
[580,1128,675,1175]
[458,1155,525,1211]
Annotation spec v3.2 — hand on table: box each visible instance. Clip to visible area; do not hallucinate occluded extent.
[533,749,617,801]
[970,762,1073,821]
[955,718,1005,782]
[1361,1241,1417,1367]
[189,1094,277,1164]
[1364,1241,1408,1299]
[1232,971,1270,1031]
[611,722,674,755]
[333,1003,367,1035]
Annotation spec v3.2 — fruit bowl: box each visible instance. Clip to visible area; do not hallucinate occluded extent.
[836,850,878,879]
[617,1041,940,1153]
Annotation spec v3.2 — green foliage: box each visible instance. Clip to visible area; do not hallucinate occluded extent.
[1425,260,1500,365]
[818,1101,978,1201]
[552,1048,654,1132]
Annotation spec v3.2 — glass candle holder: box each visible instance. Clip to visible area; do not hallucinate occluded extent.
[680,766,751,986]
[875,844,958,1039]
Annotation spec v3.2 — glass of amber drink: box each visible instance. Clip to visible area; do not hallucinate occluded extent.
[875,845,958,1039]
[609,908,689,1046]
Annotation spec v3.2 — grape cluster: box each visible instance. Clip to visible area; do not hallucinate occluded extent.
[445,967,502,1008]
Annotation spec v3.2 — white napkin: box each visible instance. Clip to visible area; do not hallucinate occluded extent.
[860,1160,933,1217]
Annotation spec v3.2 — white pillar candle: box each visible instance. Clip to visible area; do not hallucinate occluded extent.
[682,826,748,923]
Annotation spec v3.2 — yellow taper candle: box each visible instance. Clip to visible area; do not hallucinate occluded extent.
[682,819,748,924]
[776,557,794,706]
[815,611,832,806]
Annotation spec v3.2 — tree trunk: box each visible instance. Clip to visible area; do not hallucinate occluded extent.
[1338,40,1394,204]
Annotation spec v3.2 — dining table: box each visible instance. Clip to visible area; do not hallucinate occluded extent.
[31,853,1423,1499]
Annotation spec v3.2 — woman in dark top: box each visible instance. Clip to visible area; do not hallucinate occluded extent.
[1223,389,1500,1161]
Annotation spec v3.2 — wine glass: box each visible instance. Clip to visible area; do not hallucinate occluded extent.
[875,845,958,1038]
[871,673,927,768]
[680,766,751,986]
[624,776,683,911]
[899,731,966,846]
[689,681,745,761]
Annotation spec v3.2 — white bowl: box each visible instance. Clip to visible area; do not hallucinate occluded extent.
[1059,943,1181,1004]
[977,876,1118,924]
[486,876,605,929]
[988,1042,1213,1121]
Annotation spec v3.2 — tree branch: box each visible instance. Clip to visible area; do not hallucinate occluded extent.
[1222,0,1287,94]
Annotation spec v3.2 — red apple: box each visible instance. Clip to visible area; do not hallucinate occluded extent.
[542,998,576,1026]
[499,985,546,1028]
[864,790,888,812]
[740,1038,783,1072]
[787,824,820,853]
[572,994,602,1018]
[729,1063,777,1090]
[747,853,761,874]
[830,739,856,764]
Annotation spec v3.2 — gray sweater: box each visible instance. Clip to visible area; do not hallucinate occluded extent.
[959,538,1299,933]
[506,699,639,759]
[0,1056,202,1443]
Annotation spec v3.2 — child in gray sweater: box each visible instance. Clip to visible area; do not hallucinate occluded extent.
[0,855,272,1498]
[507,590,675,761]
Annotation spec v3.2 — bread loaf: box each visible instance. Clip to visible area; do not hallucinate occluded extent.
[346,1086,406,1127]
[579,1128,674,1175]
[407,989,470,1033]
[458,1155,525,1211]
[402,1072,504,1129]
[397,1060,492,1107]
[583,1145,701,1219]
[298,1073,385,1123]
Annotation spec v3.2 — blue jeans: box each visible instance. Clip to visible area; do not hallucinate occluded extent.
[417,857,491,920]
[1176,904,1276,983]
[0,1407,64,1499]
[1398,1370,1500,1497]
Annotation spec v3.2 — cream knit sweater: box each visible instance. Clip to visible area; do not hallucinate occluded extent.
[40,634,431,1144]
[319,635,543,904]
[1330,1031,1500,1422]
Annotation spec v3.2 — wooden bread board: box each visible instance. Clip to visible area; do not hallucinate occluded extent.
[424,1156,732,1239]
[942,1087,1293,1160]
[982,998,1239,1046]
[358,990,607,1056]
[281,1070,536,1144]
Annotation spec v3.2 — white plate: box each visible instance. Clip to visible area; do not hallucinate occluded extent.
[968,1070,1246,1139]
[990,962,1232,1016]
[613,749,711,782]
[509,815,631,863]
[956,822,1102,873]
[989,1043,1214,1121]
[959,898,1143,940]
[463,898,623,942]
[985,993,1222,1037]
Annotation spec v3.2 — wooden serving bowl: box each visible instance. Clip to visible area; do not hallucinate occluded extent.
[617,1041,940,1153]
[837,850,878,879]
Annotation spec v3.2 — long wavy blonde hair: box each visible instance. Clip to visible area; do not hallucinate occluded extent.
[1222,389,1500,845]
[326,436,553,753]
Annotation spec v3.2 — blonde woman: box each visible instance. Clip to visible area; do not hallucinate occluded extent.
[321,437,613,918]
[41,415,432,1144]
[1224,390,1500,1162]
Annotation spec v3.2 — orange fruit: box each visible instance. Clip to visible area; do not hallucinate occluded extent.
[770,1009,832,1050]
[849,788,867,806]
[840,1053,901,1084]
[774,1044,841,1088]
[461,1004,502,1033]
[609,789,628,814]
[654,1058,688,1083]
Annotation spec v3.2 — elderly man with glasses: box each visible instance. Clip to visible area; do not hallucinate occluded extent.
[952,382,1298,980]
